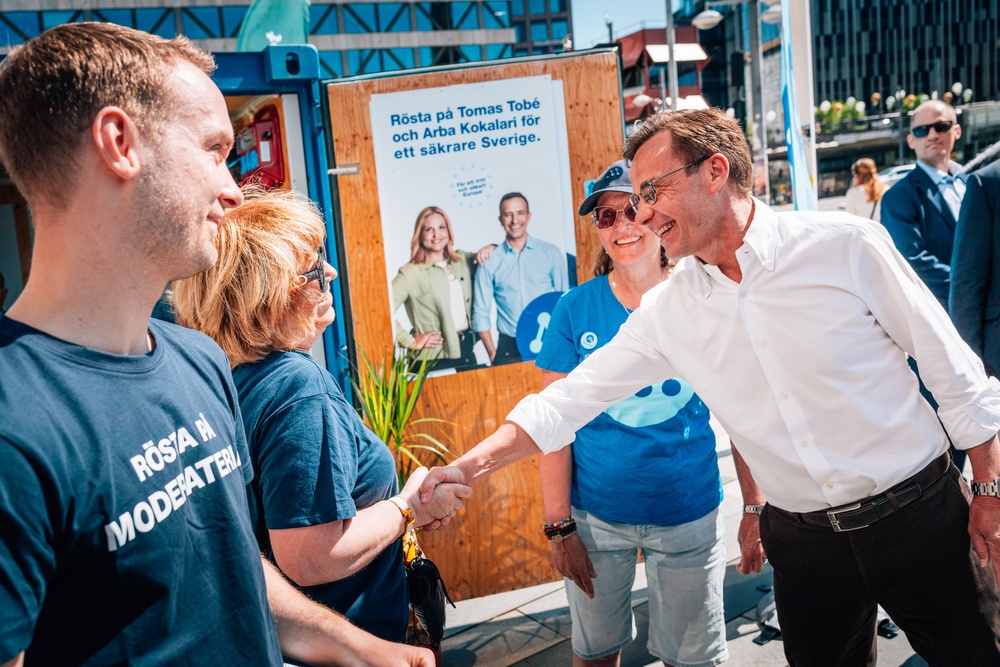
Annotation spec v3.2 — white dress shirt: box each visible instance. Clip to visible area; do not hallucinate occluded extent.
[508,201,1000,512]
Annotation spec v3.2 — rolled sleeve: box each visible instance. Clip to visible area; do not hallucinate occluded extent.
[855,223,1000,448]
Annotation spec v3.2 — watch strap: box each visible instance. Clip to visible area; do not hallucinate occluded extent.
[971,479,1000,497]
[388,496,415,530]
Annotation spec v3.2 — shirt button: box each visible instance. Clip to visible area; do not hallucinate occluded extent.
[740,290,747,297]
[780,390,789,398]
[826,481,834,489]
[799,440,807,447]
[760,339,768,348]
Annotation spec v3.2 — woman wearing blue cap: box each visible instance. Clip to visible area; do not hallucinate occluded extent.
[534,160,728,667]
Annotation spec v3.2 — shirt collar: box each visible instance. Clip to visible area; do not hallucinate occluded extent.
[500,235,534,253]
[916,159,966,184]
[691,198,777,298]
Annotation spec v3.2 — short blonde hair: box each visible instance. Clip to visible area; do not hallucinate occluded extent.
[172,187,327,367]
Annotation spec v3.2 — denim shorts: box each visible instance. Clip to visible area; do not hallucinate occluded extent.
[565,507,728,667]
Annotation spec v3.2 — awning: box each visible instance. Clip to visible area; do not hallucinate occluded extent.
[644,43,709,64]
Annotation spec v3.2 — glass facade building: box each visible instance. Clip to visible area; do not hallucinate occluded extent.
[0,1,535,78]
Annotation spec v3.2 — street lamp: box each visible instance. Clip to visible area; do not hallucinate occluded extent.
[691,0,778,202]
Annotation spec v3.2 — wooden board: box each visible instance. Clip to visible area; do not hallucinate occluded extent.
[326,51,623,600]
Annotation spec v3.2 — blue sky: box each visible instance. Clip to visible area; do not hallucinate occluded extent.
[571,1,668,49]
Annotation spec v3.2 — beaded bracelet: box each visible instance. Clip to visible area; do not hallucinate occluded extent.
[543,516,577,542]
[543,516,575,531]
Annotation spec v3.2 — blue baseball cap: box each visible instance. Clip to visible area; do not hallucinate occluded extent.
[578,160,633,216]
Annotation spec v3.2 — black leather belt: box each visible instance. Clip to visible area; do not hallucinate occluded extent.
[783,452,952,533]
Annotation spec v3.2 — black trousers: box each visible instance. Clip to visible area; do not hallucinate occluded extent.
[432,330,478,371]
[493,332,522,366]
[761,464,1000,667]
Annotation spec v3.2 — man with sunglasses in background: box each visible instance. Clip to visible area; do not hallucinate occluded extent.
[882,100,965,308]
[882,99,969,470]
[421,108,1000,666]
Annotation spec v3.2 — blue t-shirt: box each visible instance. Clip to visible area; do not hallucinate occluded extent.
[535,275,722,526]
[0,316,281,666]
[233,351,408,642]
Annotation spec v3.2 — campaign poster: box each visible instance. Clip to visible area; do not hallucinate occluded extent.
[369,75,575,375]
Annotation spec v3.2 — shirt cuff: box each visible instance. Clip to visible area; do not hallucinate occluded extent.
[943,376,1000,449]
[506,394,577,454]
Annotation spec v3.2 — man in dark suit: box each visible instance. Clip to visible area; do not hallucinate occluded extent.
[882,100,967,469]
[951,159,1000,378]
[882,100,965,310]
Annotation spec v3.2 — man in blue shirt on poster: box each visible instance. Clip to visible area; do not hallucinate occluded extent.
[473,192,568,365]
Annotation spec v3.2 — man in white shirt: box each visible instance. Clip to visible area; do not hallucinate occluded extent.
[423,108,1000,665]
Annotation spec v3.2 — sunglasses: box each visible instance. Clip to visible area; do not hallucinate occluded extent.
[592,202,639,229]
[300,245,328,293]
[911,120,954,139]
[629,155,710,210]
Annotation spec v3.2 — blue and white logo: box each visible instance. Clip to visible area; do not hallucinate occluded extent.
[605,379,695,428]
[580,332,598,350]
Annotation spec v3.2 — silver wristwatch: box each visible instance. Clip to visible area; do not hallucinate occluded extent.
[743,503,766,514]
[971,478,1000,498]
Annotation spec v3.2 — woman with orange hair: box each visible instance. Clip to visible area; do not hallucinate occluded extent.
[171,188,469,642]
[844,157,886,221]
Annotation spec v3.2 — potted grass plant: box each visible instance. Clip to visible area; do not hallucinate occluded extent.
[350,348,453,488]
[350,348,457,656]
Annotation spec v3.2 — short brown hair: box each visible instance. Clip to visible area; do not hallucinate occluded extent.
[0,22,215,206]
[409,206,458,265]
[172,187,328,368]
[624,109,753,193]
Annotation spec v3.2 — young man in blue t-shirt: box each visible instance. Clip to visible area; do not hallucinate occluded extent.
[0,23,433,667]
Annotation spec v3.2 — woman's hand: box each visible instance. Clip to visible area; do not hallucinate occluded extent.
[550,533,597,598]
[474,244,496,265]
[410,331,443,350]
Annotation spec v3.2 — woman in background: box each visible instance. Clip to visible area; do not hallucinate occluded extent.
[392,206,478,370]
[535,161,727,667]
[172,188,469,641]
[844,157,886,221]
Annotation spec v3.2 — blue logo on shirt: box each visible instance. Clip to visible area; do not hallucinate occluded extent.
[604,379,694,428]
[580,332,598,350]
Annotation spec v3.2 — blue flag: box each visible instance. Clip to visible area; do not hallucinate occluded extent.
[236,0,310,52]
[780,0,817,210]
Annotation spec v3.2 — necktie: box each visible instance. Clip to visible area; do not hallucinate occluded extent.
[938,175,963,220]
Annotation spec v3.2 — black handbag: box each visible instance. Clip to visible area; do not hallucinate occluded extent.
[403,529,455,648]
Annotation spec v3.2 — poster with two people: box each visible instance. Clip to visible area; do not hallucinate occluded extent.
[370,75,576,375]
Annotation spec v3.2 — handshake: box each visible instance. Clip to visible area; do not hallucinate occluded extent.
[395,465,472,530]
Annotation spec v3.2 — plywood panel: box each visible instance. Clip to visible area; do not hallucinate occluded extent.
[327,51,623,600]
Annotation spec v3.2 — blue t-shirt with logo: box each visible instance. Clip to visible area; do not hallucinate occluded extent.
[535,275,722,526]
[0,316,281,666]
[233,351,408,642]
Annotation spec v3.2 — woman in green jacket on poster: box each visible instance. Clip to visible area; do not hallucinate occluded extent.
[392,206,480,371]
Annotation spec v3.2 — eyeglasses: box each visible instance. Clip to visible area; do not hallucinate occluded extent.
[592,203,639,229]
[628,155,709,210]
[911,120,955,139]
[300,245,328,293]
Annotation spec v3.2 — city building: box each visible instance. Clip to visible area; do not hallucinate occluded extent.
[0,1,542,78]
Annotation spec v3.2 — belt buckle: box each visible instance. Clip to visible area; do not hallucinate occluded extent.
[826,502,868,532]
